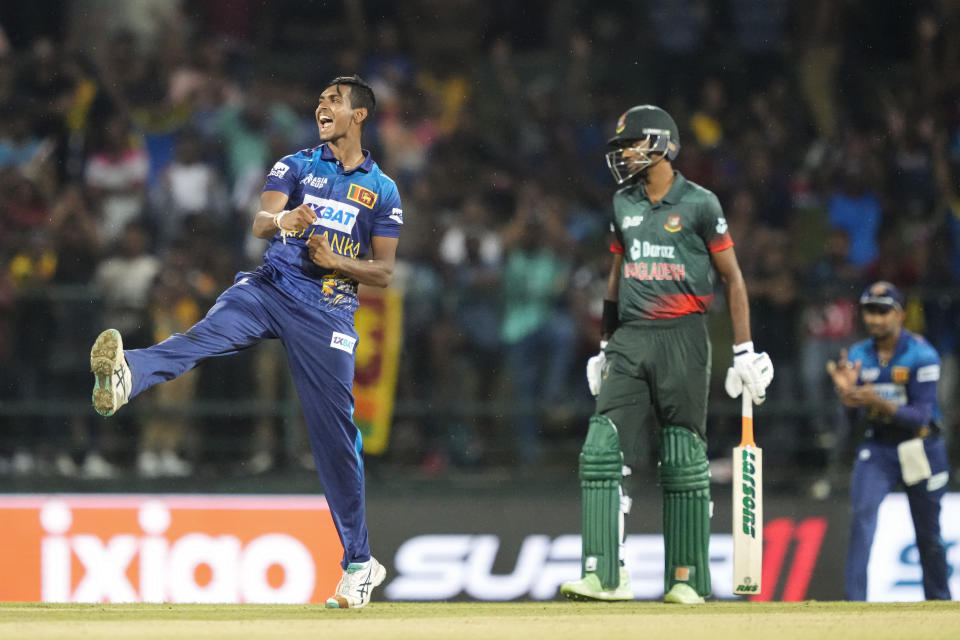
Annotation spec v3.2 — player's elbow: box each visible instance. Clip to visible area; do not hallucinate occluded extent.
[372,267,393,288]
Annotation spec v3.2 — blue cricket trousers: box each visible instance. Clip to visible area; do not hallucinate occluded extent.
[845,435,951,600]
[124,268,369,569]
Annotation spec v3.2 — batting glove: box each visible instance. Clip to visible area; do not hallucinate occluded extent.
[724,341,774,405]
[586,341,608,396]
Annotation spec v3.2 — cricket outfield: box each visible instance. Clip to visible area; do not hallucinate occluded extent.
[1,601,958,640]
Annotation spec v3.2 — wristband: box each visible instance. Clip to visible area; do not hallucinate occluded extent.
[273,210,290,230]
[732,341,754,355]
[601,299,620,337]
[599,340,608,350]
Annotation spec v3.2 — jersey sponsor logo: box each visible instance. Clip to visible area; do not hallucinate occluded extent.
[300,173,329,189]
[622,215,643,229]
[269,162,290,179]
[928,471,949,491]
[664,214,682,232]
[623,262,686,281]
[871,383,907,406]
[892,366,910,384]
[860,367,881,382]
[389,208,403,224]
[640,242,674,258]
[347,184,378,209]
[302,195,359,234]
[917,364,940,383]
[716,217,728,234]
[629,239,676,260]
[330,332,357,354]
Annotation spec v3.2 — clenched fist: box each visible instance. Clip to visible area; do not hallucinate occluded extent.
[307,233,341,269]
[276,204,317,233]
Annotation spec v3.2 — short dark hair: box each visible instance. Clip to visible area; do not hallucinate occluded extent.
[325,74,376,126]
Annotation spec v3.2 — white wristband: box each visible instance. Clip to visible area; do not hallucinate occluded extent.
[599,340,608,350]
[732,341,754,355]
[273,210,290,230]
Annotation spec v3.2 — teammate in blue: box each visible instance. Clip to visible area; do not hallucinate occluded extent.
[828,281,951,601]
[89,75,399,608]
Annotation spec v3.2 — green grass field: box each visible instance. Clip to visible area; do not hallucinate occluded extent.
[2,601,960,640]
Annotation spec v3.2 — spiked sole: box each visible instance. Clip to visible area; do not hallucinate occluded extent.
[91,329,121,417]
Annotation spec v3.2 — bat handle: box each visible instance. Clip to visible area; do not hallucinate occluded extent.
[740,386,755,447]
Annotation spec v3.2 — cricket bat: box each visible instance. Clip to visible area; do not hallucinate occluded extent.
[732,387,763,595]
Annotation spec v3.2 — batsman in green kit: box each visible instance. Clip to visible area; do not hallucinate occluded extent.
[560,105,774,604]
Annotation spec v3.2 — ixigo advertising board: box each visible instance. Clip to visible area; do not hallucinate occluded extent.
[0,494,343,603]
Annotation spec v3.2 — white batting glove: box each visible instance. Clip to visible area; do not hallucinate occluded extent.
[586,341,608,396]
[724,341,774,405]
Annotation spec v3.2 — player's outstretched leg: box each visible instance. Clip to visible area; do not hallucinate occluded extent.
[660,425,710,604]
[561,414,633,602]
[325,556,386,609]
[90,329,132,417]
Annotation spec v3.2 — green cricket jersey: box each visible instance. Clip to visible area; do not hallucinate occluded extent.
[610,171,733,320]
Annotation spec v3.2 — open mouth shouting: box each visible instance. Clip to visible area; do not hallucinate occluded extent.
[318,114,334,135]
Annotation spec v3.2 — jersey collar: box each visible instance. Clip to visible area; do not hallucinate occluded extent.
[631,170,687,204]
[871,329,909,364]
[659,171,687,204]
[319,143,374,173]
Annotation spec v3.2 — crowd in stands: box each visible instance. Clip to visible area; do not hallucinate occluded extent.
[1,0,959,491]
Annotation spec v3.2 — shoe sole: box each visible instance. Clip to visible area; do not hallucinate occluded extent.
[560,584,632,602]
[326,561,387,609]
[663,586,705,604]
[561,589,632,602]
[90,329,121,417]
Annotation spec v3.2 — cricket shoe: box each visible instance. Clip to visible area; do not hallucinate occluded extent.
[560,568,633,602]
[326,556,386,609]
[664,582,705,604]
[90,329,132,417]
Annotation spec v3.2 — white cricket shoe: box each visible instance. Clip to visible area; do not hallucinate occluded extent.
[560,568,633,602]
[159,450,192,477]
[664,582,705,604]
[325,556,386,609]
[82,452,118,479]
[137,450,161,478]
[91,329,132,417]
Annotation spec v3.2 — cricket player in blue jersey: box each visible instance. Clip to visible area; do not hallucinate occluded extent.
[89,75,400,608]
[828,281,951,601]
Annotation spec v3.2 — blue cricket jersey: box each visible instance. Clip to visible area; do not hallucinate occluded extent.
[261,144,402,314]
[848,330,942,433]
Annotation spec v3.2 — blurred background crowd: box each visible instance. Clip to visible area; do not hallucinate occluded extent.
[1,0,959,494]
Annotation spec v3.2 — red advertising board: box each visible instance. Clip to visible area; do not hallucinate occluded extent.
[0,494,343,603]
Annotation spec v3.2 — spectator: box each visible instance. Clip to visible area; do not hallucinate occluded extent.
[827,167,882,268]
[84,115,149,246]
[499,186,576,464]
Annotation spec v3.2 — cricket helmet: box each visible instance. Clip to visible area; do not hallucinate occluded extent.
[605,105,680,184]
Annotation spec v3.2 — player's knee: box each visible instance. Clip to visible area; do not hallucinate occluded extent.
[658,425,709,493]
[579,414,623,481]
